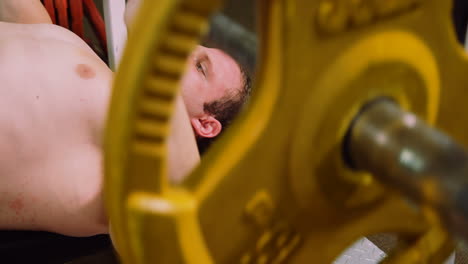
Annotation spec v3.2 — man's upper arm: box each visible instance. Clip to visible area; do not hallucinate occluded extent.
[0,0,52,24]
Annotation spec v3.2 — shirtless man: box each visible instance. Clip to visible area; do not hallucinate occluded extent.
[0,0,251,237]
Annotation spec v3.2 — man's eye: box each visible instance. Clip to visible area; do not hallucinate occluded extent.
[196,61,206,76]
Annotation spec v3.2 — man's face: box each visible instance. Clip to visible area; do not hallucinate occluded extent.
[125,1,243,139]
[180,45,242,119]
[125,2,242,116]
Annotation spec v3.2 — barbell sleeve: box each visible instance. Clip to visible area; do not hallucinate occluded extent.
[345,98,468,241]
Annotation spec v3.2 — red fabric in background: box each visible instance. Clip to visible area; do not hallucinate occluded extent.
[69,0,84,38]
[54,0,68,28]
[83,0,107,52]
[42,0,56,24]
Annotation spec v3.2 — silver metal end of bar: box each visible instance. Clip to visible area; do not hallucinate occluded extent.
[344,98,468,241]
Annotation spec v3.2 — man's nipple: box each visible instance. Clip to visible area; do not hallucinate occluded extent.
[76,64,96,80]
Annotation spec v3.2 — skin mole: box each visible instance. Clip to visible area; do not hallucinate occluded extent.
[75,63,96,79]
[9,197,24,216]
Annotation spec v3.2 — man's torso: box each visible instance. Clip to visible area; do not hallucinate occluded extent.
[0,22,111,236]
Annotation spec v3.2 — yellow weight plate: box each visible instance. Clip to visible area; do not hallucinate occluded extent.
[105,0,465,263]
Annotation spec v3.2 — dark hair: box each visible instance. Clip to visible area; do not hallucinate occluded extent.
[196,66,252,154]
[196,13,257,154]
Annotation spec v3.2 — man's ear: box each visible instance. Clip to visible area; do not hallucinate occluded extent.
[190,116,222,138]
